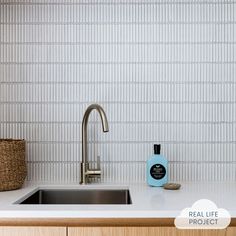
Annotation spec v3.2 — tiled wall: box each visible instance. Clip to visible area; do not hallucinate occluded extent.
[0,0,236,183]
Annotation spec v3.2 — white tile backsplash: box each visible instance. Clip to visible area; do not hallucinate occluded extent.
[0,0,235,183]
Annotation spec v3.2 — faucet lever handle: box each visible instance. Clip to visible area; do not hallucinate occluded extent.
[97,156,101,170]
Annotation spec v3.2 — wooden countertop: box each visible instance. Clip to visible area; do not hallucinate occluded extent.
[0,218,236,227]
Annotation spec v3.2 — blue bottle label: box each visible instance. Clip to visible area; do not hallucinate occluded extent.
[150,164,166,180]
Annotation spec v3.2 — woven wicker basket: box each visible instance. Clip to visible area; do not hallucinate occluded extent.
[0,139,27,191]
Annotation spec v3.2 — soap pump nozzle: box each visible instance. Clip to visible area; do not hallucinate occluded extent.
[154,144,161,155]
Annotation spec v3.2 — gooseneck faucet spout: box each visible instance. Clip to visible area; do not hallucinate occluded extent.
[80,104,109,184]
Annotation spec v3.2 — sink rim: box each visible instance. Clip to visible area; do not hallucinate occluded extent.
[14,187,132,205]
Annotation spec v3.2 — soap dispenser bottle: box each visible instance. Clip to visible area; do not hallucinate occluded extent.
[147,144,168,187]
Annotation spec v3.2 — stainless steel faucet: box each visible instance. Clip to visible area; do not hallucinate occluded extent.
[80,104,109,184]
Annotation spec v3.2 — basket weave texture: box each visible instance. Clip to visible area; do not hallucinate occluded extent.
[0,139,27,191]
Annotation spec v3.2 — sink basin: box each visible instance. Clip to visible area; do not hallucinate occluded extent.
[17,189,132,205]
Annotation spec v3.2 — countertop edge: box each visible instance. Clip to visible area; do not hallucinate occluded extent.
[0,218,236,227]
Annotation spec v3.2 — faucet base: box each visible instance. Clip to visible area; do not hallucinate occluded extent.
[80,162,101,185]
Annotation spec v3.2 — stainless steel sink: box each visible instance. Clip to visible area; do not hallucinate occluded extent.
[17,189,132,205]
